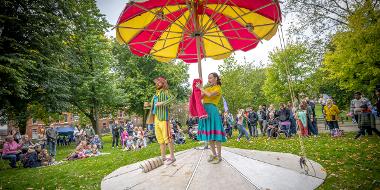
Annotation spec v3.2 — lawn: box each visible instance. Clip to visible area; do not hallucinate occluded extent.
[1,133,379,190]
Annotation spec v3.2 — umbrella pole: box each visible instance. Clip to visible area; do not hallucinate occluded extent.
[196,36,203,80]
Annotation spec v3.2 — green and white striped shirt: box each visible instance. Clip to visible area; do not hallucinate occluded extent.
[151,89,175,121]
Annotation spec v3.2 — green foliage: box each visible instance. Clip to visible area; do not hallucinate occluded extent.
[112,42,190,116]
[322,1,380,101]
[0,0,86,132]
[219,57,267,114]
[263,43,319,104]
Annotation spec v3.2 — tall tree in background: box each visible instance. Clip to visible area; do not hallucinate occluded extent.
[219,57,267,114]
[263,43,319,104]
[112,42,189,117]
[65,1,126,134]
[322,1,380,102]
[0,0,78,132]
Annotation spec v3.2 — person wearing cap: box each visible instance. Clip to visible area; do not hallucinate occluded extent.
[146,76,176,165]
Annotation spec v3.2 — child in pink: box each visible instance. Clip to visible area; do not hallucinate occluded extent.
[121,128,129,149]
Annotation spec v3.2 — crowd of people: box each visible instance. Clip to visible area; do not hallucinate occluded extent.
[218,99,319,141]
[109,118,186,152]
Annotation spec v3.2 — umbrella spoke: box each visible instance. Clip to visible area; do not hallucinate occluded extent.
[205,2,276,32]
[132,3,190,35]
[203,36,233,51]
[203,34,260,42]
[150,40,182,54]
[127,36,183,46]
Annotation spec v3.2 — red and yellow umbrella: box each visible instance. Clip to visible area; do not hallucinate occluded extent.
[116,0,281,78]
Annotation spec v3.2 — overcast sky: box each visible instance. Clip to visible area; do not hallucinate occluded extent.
[96,0,289,83]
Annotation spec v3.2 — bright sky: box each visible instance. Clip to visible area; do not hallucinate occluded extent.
[96,0,289,83]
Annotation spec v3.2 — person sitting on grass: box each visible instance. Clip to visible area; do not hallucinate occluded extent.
[138,127,147,148]
[90,135,103,149]
[38,149,51,166]
[20,135,34,154]
[91,144,100,156]
[2,135,22,168]
[21,145,39,168]
[124,136,135,151]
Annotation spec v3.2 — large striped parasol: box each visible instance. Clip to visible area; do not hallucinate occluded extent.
[116,0,281,78]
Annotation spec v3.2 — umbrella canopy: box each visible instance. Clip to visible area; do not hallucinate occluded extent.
[116,0,281,77]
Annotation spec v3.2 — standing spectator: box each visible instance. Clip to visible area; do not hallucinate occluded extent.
[111,120,120,148]
[303,100,318,137]
[261,104,269,135]
[324,99,340,135]
[13,128,22,143]
[121,128,128,149]
[247,107,258,137]
[306,97,318,135]
[319,94,327,115]
[355,104,380,139]
[350,91,372,123]
[236,109,250,142]
[296,104,309,137]
[45,125,58,160]
[2,135,22,168]
[288,102,297,136]
[375,88,380,117]
[278,103,291,137]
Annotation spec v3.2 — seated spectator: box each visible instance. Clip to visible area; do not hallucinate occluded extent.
[21,135,34,154]
[38,149,51,166]
[91,144,100,156]
[90,135,103,149]
[123,136,135,151]
[2,135,22,168]
[138,127,147,148]
[21,145,39,168]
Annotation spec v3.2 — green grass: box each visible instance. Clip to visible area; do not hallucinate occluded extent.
[1,133,379,189]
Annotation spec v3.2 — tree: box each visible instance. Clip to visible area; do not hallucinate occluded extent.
[219,57,267,115]
[283,0,377,39]
[112,42,190,117]
[263,43,319,104]
[0,0,81,133]
[64,1,126,134]
[322,1,380,103]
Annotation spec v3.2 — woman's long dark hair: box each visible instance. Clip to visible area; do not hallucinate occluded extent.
[210,72,222,86]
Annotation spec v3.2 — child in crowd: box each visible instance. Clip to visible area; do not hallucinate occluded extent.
[90,135,103,149]
[124,136,135,151]
[121,128,129,149]
[22,145,39,168]
[91,144,100,156]
[296,104,309,137]
[138,127,146,148]
[38,149,51,166]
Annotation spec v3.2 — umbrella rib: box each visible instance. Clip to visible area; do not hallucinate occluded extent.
[206,2,276,32]
[203,36,233,51]
[201,0,229,33]
[116,26,184,34]
[150,40,182,54]
[179,37,196,55]
[203,4,229,35]
[199,0,209,31]
[203,14,228,48]
[203,34,260,41]
[127,36,183,45]
[228,3,248,25]
[163,5,188,30]
[132,3,190,35]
